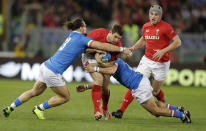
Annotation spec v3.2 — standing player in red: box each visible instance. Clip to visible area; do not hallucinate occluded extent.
[78,25,123,120]
[112,4,182,118]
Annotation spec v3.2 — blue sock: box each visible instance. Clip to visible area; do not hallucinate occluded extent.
[166,104,178,110]
[43,101,51,109]
[14,98,22,107]
[170,110,183,118]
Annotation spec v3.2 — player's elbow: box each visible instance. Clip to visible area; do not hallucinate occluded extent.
[109,66,118,75]
[174,35,181,48]
[176,39,181,48]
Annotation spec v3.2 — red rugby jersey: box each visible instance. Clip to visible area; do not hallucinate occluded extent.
[142,20,176,62]
[87,28,122,61]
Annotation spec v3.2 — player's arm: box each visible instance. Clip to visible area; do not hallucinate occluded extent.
[161,35,181,52]
[85,64,118,75]
[95,53,115,68]
[129,36,146,51]
[153,35,181,60]
[89,41,132,56]
[85,48,106,54]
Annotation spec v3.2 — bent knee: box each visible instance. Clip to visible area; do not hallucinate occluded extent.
[64,95,70,102]
[152,90,160,96]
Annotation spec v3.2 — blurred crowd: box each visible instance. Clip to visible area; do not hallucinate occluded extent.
[6,0,206,62]
[11,0,206,33]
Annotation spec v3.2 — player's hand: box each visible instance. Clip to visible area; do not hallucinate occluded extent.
[128,47,135,52]
[85,64,95,73]
[76,85,86,92]
[153,49,165,61]
[123,48,132,57]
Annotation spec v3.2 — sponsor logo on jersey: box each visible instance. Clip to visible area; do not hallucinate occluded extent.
[145,35,160,40]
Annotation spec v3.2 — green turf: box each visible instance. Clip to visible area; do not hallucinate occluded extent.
[0,79,206,131]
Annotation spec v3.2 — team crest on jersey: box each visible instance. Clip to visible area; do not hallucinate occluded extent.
[146,29,149,32]
[156,29,160,35]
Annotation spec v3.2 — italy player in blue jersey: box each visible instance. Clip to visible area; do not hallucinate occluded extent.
[77,53,191,123]
[2,18,132,120]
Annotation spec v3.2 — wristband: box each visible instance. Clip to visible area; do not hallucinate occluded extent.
[94,66,99,72]
[120,47,125,52]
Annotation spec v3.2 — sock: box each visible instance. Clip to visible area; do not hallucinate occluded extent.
[38,101,51,111]
[166,104,178,110]
[156,90,165,102]
[91,85,102,113]
[120,89,134,113]
[170,110,183,118]
[10,98,22,110]
[102,90,110,111]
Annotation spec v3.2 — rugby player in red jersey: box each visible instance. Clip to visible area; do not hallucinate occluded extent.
[112,4,182,119]
[77,24,123,120]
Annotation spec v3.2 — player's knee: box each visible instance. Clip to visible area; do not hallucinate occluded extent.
[64,95,70,102]
[152,90,159,96]
[93,79,103,86]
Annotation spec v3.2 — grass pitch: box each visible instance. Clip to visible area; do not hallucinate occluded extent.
[0,79,206,131]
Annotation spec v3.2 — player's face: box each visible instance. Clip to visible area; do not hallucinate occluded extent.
[108,32,121,44]
[149,11,160,25]
[81,22,87,35]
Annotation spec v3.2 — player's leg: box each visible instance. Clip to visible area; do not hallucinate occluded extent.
[151,80,165,102]
[81,55,104,120]
[3,80,47,117]
[112,89,134,119]
[134,76,191,123]
[155,101,184,112]
[141,97,191,123]
[112,56,151,119]
[32,84,70,120]
[90,71,104,120]
[101,74,112,120]
[152,61,170,102]
[32,63,69,119]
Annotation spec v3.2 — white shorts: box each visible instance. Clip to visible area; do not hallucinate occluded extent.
[38,63,66,87]
[131,76,153,104]
[136,55,170,81]
[81,53,97,66]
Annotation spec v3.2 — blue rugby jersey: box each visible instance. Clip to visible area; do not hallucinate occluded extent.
[45,32,94,74]
[113,58,143,90]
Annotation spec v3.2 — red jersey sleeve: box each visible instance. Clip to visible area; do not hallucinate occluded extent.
[165,24,176,41]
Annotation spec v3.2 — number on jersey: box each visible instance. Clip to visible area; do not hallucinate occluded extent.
[59,37,71,51]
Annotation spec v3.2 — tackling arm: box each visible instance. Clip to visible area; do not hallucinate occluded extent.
[85,64,118,75]
[91,41,132,56]
[85,48,106,54]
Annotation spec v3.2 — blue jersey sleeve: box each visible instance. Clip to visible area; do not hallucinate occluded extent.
[81,36,94,47]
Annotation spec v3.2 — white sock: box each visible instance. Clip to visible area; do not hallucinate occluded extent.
[38,104,45,111]
[10,103,16,109]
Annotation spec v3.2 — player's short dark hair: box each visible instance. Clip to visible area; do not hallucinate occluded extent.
[111,24,123,36]
[64,18,84,31]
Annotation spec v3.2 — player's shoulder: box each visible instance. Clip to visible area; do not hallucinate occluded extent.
[91,28,109,33]
[160,20,172,27]
[143,22,151,28]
